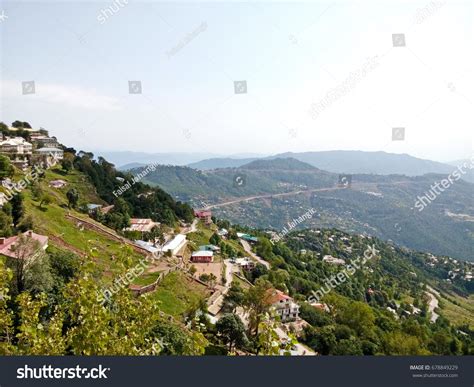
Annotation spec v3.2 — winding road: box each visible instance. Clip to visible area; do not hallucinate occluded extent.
[240,239,270,269]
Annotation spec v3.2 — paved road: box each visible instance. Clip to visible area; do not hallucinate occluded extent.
[198,181,411,211]
[182,219,198,234]
[275,327,316,356]
[202,186,345,210]
[240,239,270,269]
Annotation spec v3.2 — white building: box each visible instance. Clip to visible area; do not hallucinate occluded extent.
[0,137,33,169]
[162,234,187,256]
[323,255,346,265]
[269,290,300,322]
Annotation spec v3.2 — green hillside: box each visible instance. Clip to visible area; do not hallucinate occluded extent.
[140,159,474,261]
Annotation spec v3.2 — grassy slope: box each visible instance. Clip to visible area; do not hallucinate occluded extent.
[22,168,144,276]
[148,271,208,317]
[439,293,474,329]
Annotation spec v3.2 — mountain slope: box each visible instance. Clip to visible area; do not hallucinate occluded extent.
[140,158,474,261]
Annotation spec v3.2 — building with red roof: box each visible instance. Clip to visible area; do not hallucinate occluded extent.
[190,250,214,263]
[0,231,48,260]
[194,210,212,225]
[268,289,300,322]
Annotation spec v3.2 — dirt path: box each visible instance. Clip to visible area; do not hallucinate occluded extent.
[48,235,87,257]
[426,285,440,322]
[207,259,235,315]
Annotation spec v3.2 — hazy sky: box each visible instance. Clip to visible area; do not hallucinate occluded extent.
[0,0,472,162]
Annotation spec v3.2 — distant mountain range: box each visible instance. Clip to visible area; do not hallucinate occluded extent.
[188,151,472,182]
[137,157,474,261]
[96,151,222,169]
[103,150,472,183]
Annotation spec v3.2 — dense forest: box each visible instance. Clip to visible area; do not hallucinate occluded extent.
[71,151,194,228]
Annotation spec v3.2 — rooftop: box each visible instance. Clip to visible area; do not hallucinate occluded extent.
[0,231,48,259]
[192,250,214,257]
[124,218,159,232]
[162,234,186,252]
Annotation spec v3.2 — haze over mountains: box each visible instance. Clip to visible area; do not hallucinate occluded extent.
[114,150,472,184]
[188,151,472,182]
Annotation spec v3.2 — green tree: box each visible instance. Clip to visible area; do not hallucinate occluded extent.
[10,193,24,227]
[61,158,73,173]
[222,282,245,313]
[304,325,336,355]
[338,301,375,338]
[256,238,273,259]
[0,211,13,237]
[216,313,248,352]
[8,235,44,294]
[0,155,14,179]
[383,331,429,355]
[332,337,363,355]
[209,233,221,246]
[39,193,52,209]
[66,188,79,209]
[243,278,273,337]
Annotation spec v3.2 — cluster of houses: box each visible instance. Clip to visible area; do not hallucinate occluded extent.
[0,127,64,170]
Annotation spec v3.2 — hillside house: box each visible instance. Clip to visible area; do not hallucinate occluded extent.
[322,255,345,265]
[162,234,187,256]
[233,257,255,271]
[100,205,115,214]
[268,289,300,322]
[0,231,48,261]
[217,228,228,237]
[49,179,67,188]
[195,210,212,225]
[34,147,64,161]
[237,233,259,243]
[124,218,159,233]
[310,302,330,313]
[198,244,220,252]
[0,137,33,169]
[190,250,214,263]
[86,203,103,213]
[31,136,59,149]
